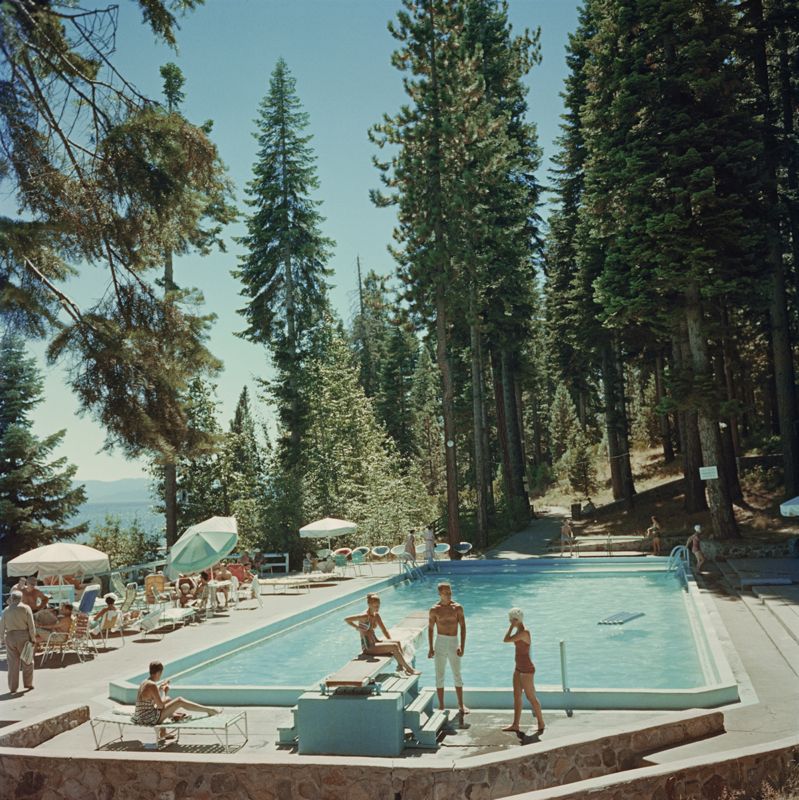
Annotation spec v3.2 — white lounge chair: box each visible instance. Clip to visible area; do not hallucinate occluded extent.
[131,608,167,641]
[90,707,248,752]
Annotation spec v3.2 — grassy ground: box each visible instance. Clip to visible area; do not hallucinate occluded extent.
[532,447,798,542]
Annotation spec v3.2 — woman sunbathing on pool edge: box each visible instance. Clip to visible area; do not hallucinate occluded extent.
[345,593,420,676]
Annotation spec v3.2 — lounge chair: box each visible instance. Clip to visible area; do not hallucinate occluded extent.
[370,545,390,562]
[93,609,123,648]
[190,584,213,621]
[109,572,127,598]
[90,707,248,752]
[452,541,473,558]
[131,607,167,641]
[352,546,371,559]
[77,584,101,615]
[351,550,372,576]
[333,554,354,578]
[434,543,451,560]
[159,606,197,630]
[42,613,98,663]
[144,573,173,605]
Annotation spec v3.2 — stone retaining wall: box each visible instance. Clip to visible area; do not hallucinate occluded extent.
[0,704,88,748]
[503,737,799,800]
[0,708,722,799]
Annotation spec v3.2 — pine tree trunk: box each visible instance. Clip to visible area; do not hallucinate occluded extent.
[436,291,461,551]
[683,284,738,538]
[715,348,743,505]
[749,0,799,496]
[163,249,178,547]
[673,331,708,513]
[515,377,527,468]
[164,462,178,547]
[470,314,488,547]
[654,352,675,462]
[481,365,495,519]
[600,339,635,503]
[491,346,513,504]
[720,314,742,456]
[501,349,529,522]
[777,22,799,296]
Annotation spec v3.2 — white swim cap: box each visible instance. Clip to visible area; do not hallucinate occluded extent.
[508,607,524,622]
[694,524,702,533]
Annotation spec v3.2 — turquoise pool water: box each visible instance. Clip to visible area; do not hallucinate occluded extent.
[174,569,704,690]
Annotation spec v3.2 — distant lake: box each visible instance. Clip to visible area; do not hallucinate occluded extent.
[74,502,164,543]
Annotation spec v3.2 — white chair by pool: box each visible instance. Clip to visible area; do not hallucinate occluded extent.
[434,543,451,560]
[390,544,407,573]
[452,542,473,558]
[370,546,390,562]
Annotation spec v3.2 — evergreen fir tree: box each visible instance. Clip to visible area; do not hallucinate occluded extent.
[373,0,528,546]
[350,268,392,399]
[584,0,764,536]
[0,336,87,560]
[561,428,597,499]
[235,58,333,471]
[377,323,419,460]
[548,383,580,463]
[410,344,446,498]
[302,324,434,546]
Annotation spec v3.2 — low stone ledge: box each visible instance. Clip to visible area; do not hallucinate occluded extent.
[0,704,89,749]
[0,707,724,799]
[499,736,799,800]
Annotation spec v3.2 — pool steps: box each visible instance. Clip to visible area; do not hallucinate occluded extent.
[277,612,451,755]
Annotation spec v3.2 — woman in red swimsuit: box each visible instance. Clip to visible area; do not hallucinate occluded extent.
[502,608,545,735]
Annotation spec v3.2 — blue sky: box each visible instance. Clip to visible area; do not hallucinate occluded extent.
[27,0,580,481]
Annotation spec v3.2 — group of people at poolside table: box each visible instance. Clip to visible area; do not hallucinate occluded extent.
[345,581,546,735]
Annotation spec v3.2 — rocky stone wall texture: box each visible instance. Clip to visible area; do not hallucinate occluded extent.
[0,705,88,749]
[504,739,799,800]
[0,708,722,799]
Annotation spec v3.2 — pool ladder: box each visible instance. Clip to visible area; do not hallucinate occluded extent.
[667,545,690,583]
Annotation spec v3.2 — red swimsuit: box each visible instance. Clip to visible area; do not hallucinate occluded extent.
[514,638,535,674]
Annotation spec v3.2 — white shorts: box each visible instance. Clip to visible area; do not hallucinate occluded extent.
[434,634,463,688]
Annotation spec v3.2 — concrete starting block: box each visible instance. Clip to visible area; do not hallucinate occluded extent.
[277,611,449,756]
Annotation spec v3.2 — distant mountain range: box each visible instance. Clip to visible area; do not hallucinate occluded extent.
[71,477,162,537]
[75,477,151,505]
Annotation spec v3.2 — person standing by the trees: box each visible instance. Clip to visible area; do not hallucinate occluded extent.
[428,582,468,717]
[560,519,576,557]
[0,591,36,693]
[687,525,706,572]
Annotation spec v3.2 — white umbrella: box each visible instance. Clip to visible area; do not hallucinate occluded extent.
[165,516,238,580]
[299,517,357,552]
[8,542,109,578]
[780,496,799,517]
[299,517,358,538]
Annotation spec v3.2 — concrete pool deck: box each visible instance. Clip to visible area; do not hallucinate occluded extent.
[2,517,799,797]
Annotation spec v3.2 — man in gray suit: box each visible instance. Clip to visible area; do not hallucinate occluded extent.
[0,590,36,693]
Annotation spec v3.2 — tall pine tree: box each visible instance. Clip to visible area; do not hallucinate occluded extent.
[0,336,86,560]
[235,58,333,472]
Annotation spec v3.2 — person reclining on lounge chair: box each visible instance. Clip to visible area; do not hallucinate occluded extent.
[130,660,219,743]
[345,593,420,676]
[92,595,118,627]
[34,603,73,644]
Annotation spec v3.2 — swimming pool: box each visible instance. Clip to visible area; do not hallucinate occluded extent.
[109,559,739,710]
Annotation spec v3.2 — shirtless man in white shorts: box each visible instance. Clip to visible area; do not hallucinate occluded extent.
[428,581,469,716]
